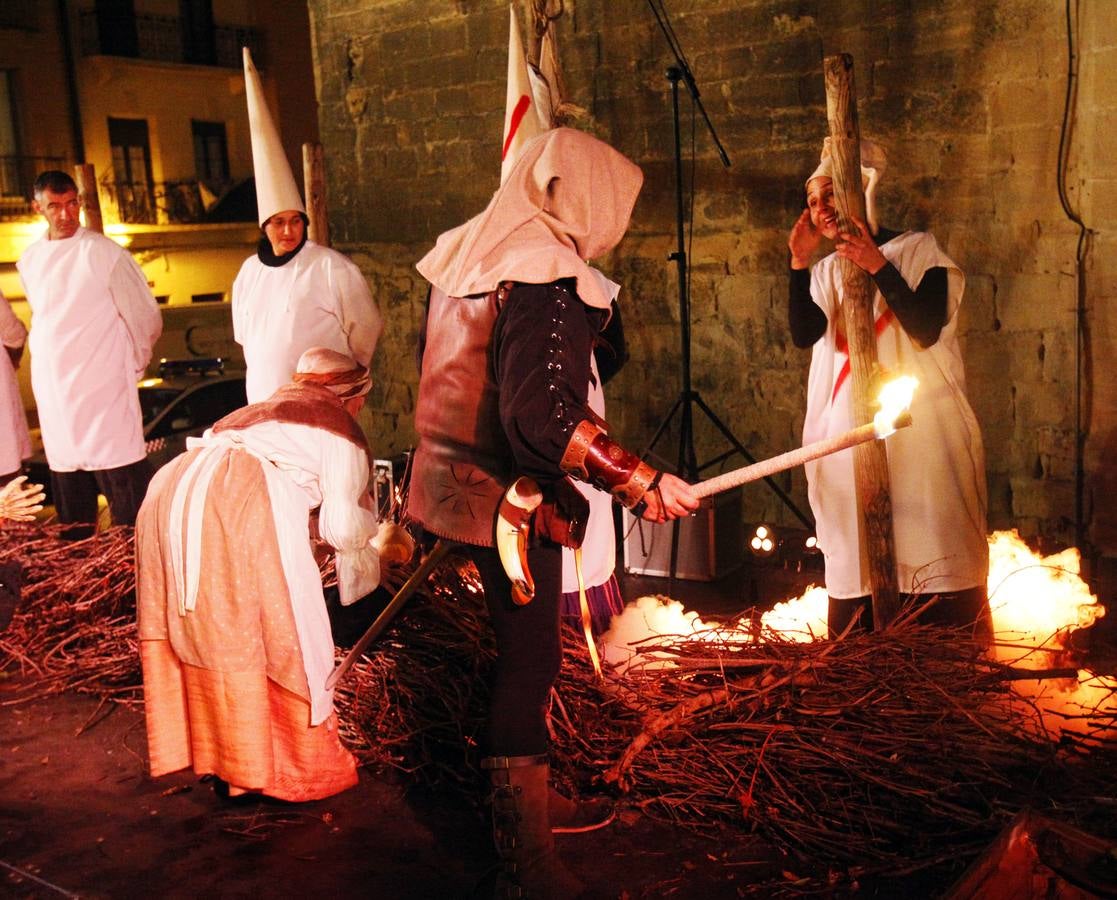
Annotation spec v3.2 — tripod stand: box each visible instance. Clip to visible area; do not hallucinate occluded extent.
[641,9,813,581]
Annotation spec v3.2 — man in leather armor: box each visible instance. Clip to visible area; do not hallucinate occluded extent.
[407,128,698,898]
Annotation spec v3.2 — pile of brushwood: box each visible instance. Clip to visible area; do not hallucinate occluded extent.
[3,522,1116,893]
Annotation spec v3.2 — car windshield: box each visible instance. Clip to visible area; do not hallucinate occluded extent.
[138,387,182,426]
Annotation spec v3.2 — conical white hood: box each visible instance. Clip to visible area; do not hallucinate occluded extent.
[500,5,548,185]
[243,47,304,226]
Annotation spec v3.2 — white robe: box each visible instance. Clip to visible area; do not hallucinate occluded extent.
[157,419,380,725]
[0,294,31,475]
[17,227,162,472]
[232,241,384,404]
[802,231,988,598]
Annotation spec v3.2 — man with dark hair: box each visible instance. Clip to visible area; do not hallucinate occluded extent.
[17,169,162,537]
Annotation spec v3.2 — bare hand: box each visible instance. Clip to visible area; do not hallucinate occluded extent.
[379,562,409,595]
[640,473,700,524]
[835,214,886,274]
[788,209,819,269]
[0,476,45,522]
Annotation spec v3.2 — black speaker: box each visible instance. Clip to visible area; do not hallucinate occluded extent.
[622,487,744,582]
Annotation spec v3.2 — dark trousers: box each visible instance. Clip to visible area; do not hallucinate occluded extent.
[469,542,564,758]
[828,585,992,640]
[51,458,153,539]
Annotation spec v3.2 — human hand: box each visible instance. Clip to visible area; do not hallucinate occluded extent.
[788,209,820,269]
[379,562,409,595]
[835,214,886,274]
[639,473,700,523]
[0,476,45,522]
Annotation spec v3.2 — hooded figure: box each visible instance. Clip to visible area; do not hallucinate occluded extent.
[407,127,699,898]
[787,138,990,637]
[136,347,381,802]
[232,49,383,404]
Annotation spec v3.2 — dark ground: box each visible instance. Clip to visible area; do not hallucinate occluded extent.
[0,557,815,900]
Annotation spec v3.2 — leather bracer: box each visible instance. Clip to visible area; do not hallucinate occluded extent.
[560,419,657,510]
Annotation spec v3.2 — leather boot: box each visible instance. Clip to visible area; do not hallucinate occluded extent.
[548,784,615,835]
[482,754,585,899]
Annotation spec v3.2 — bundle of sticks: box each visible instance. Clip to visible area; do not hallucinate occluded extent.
[0,523,140,705]
[2,523,1116,891]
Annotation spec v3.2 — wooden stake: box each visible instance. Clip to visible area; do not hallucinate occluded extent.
[822,54,900,628]
[302,142,330,248]
[73,163,103,234]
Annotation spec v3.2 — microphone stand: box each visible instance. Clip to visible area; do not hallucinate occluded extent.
[641,0,813,583]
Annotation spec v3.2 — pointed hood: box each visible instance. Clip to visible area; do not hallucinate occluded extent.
[418,127,643,311]
[501,5,549,185]
[243,47,304,226]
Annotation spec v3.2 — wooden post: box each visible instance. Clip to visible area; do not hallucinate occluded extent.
[302,142,330,248]
[822,54,901,629]
[73,163,103,234]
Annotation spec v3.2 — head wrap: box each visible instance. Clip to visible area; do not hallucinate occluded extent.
[416,127,643,310]
[805,137,887,235]
[292,347,371,402]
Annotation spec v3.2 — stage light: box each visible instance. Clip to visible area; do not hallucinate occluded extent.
[749,524,776,557]
[804,535,819,553]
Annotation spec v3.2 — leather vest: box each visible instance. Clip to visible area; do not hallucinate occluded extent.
[406,285,514,547]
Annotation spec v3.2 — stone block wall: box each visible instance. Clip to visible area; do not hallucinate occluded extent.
[307,0,1116,561]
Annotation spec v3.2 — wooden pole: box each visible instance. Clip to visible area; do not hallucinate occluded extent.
[73,163,103,234]
[822,54,900,628]
[302,142,330,248]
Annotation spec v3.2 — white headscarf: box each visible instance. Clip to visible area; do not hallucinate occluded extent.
[806,137,887,234]
[416,128,643,310]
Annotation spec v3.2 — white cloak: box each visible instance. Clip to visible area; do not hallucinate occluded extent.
[232,241,384,404]
[0,293,31,475]
[17,227,162,472]
[802,231,988,598]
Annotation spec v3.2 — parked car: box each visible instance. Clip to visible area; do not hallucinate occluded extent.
[28,358,247,502]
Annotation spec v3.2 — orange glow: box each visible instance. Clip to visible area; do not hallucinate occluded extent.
[872,374,918,437]
[604,530,1113,744]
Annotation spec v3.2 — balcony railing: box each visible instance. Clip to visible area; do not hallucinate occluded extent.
[99,177,222,225]
[78,11,262,69]
[0,155,68,218]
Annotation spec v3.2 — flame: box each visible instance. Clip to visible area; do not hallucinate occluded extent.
[759,586,828,642]
[606,529,1114,745]
[984,530,1114,743]
[602,596,722,675]
[872,375,918,437]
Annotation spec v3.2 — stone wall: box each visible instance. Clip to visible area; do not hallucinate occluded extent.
[307,0,1115,562]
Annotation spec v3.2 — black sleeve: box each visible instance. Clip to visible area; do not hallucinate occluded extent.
[492,281,604,481]
[593,299,628,385]
[871,263,948,349]
[789,267,827,348]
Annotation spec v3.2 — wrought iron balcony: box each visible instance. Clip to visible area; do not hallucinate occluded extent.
[78,10,262,69]
[99,177,215,225]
